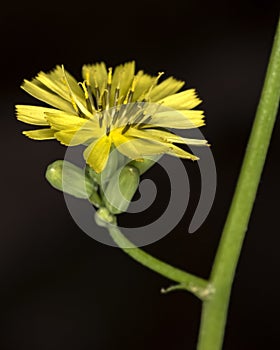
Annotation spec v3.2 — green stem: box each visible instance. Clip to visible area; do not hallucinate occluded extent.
[197,17,280,350]
[107,224,210,299]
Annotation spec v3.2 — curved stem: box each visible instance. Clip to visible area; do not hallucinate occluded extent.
[197,16,280,350]
[107,224,210,299]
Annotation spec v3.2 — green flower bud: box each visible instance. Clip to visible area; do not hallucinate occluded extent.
[46,160,94,199]
[95,207,116,227]
[130,155,162,175]
[103,165,140,214]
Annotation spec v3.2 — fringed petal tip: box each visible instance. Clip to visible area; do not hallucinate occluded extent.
[22,128,56,140]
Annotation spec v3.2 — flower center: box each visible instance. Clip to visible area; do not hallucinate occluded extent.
[78,68,164,137]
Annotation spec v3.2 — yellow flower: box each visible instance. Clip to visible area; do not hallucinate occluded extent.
[16,61,208,173]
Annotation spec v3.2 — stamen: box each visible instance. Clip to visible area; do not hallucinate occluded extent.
[61,65,78,112]
[106,125,111,136]
[120,75,140,125]
[116,69,125,104]
[94,86,102,110]
[102,89,110,110]
[78,81,95,113]
[85,71,90,85]
[61,65,84,117]
[145,71,164,100]
[138,101,163,127]
[123,75,138,104]
[133,108,146,125]
[115,103,128,126]
[106,68,112,107]
[114,86,120,106]
[126,101,141,123]
[117,99,140,128]
[98,112,103,128]
[131,75,138,92]
[121,123,131,134]
[111,86,120,124]
[84,71,97,112]
[107,67,112,86]
[112,107,120,125]
[103,71,112,134]
[86,85,96,113]
[92,72,103,111]
[124,89,134,105]
[138,115,152,128]
[78,81,89,99]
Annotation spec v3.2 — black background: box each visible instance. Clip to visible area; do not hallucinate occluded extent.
[1,1,280,349]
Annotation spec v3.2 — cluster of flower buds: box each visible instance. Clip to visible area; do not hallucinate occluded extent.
[45,154,159,226]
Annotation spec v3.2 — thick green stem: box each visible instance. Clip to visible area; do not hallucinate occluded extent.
[197,17,280,350]
[107,224,210,299]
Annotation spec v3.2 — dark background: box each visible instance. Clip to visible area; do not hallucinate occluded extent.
[1,0,280,349]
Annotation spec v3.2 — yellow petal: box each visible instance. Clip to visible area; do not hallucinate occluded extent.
[23,128,56,140]
[126,128,208,146]
[21,80,75,113]
[83,136,112,173]
[45,112,89,130]
[110,61,135,105]
[112,132,169,160]
[41,66,87,110]
[158,89,202,109]
[36,71,72,101]
[61,66,92,118]
[167,143,199,160]
[27,67,90,116]
[82,62,107,99]
[124,128,199,160]
[55,128,100,146]
[149,77,185,101]
[149,109,205,129]
[53,66,85,100]
[111,133,141,159]
[132,70,155,101]
[16,105,58,126]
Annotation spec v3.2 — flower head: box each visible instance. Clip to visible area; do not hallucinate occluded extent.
[16,61,207,173]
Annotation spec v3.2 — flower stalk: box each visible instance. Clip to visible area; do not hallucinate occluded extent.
[107,223,210,300]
